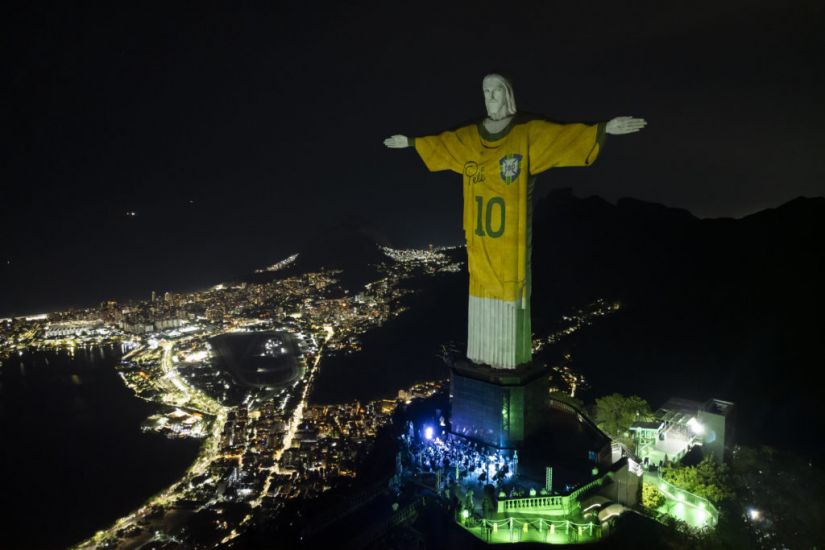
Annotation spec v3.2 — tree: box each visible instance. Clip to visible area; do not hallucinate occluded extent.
[659,516,722,549]
[729,445,760,477]
[662,455,733,505]
[593,393,653,439]
[642,483,666,510]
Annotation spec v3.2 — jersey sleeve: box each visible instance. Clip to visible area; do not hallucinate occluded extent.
[527,120,606,175]
[411,127,473,174]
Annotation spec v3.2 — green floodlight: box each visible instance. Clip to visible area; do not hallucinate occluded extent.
[696,508,707,526]
[462,509,470,519]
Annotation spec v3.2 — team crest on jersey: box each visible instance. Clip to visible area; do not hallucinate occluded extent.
[499,154,523,184]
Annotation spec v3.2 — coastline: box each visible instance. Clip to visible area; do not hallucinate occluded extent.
[0,346,201,549]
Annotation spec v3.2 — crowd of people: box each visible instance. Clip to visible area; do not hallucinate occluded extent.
[402,422,517,489]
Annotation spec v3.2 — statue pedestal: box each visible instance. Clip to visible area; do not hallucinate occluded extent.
[449,359,548,449]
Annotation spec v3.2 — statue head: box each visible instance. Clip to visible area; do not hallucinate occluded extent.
[482,73,517,121]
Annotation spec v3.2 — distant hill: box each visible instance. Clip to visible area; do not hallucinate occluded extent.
[294,218,390,290]
[249,217,390,291]
[532,190,824,317]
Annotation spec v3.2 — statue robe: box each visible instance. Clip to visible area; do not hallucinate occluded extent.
[413,115,606,369]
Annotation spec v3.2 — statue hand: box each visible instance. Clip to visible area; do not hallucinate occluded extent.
[384,134,410,149]
[606,116,647,135]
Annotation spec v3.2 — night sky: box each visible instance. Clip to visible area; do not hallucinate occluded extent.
[3,1,823,316]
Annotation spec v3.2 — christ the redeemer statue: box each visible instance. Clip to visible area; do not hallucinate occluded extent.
[385,74,646,370]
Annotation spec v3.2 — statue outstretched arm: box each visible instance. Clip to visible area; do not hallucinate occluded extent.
[606,116,647,135]
[527,121,606,173]
[385,128,472,174]
[527,116,647,174]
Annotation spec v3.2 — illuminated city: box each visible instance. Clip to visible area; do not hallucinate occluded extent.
[1,247,464,548]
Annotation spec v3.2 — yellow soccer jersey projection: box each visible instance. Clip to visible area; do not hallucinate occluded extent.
[413,116,606,303]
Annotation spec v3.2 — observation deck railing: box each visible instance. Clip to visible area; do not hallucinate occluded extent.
[460,516,603,544]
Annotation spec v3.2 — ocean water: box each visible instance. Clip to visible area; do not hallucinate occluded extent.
[0,346,201,548]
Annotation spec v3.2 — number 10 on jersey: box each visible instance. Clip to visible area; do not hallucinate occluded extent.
[474,195,506,238]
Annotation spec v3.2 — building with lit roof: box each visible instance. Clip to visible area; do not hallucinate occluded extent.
[631,397,735,467]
